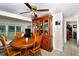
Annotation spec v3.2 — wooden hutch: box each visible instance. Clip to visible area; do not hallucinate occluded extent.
[32,15,53,52]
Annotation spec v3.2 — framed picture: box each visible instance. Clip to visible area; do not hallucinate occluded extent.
[73,25,77,28]
[55,21,61,25]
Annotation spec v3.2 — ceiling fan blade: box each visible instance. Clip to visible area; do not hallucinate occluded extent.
[24,3,32,10]
[37,9,49,12]
[20,11,30,14]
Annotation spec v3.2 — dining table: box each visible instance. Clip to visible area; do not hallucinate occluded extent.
[9,37,35,55]
[9,37,34,50]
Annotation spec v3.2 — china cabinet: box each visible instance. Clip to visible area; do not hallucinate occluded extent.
[32,15,53,52]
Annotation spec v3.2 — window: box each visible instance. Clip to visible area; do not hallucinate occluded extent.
[16,26,21,32]
[8,26,15,40]
[0,25,6,35]
[8,26,15,32]
[0,24,21,41]
[7,26,21,41]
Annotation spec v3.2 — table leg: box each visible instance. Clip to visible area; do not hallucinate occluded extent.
[21,49,29,56]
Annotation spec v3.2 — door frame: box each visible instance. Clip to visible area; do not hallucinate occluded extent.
[64,21,77,44]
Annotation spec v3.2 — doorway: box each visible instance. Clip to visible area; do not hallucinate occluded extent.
[66,21,77,45]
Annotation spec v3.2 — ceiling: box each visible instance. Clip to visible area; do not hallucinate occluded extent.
[0,3,79,18]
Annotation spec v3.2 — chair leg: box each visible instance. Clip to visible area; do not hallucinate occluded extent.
[20,52,21,56]
[39,50,42,56]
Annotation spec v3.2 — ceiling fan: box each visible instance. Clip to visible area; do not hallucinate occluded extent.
[20,3,49,18]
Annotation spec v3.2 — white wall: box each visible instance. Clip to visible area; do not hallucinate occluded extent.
[0,16,31,33]
[53,12,64,51]
[0,10,31,22]
[77,17,79,45]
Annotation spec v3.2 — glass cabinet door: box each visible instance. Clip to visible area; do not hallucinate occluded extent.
[44,20,48,35]
[35,23,38,32]
[40,21,43,34]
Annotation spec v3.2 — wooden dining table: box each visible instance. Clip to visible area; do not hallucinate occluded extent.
[9,37,34,50]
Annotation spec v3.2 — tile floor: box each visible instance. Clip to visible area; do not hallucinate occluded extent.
[41,39,79,56]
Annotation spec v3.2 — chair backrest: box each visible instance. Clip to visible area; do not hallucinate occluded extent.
[0,35,9,55]
[33,34,42,50]
[16,32,24,39]
[36,35,42,46]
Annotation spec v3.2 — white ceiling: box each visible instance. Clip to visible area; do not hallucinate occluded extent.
[0,3,79,18]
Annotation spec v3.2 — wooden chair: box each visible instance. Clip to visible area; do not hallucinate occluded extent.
[16,32,24,39]
[0,35,21,56]
[29,34,42,56]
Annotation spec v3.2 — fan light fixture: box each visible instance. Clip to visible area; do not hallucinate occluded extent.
[30,10,37,16]
[20,3,49,18]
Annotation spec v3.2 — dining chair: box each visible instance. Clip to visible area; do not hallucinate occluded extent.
[16,32,24,39]
[29,34,42,56]
[0,35,21,56]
